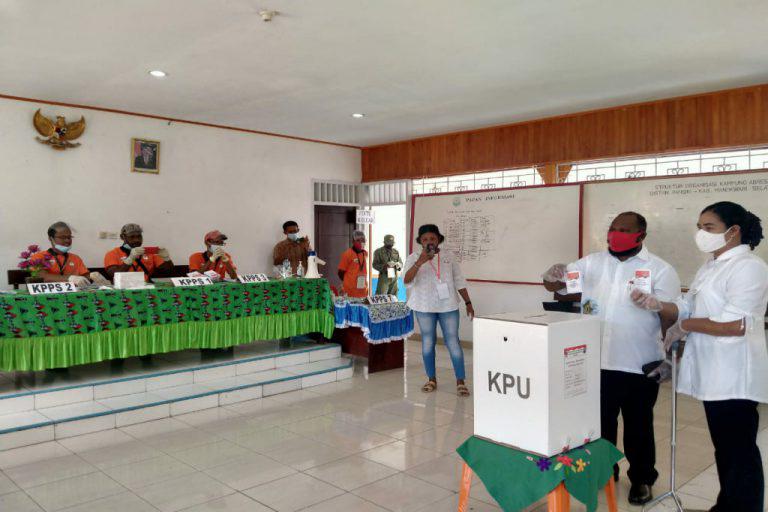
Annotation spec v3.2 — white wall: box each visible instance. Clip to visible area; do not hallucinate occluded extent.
[0,98,360,285]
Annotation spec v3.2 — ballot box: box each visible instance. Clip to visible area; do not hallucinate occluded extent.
[473,311,601,457]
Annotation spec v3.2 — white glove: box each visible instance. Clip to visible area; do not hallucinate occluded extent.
[663,320,689,352]
[630,289,662,312]
[68,275,90,288]
[211,247,226,262]
[89,272,110,286]
[542,263,567,283]
[157,247,170,261]
[647,359,673,383]
[123,246,145,264]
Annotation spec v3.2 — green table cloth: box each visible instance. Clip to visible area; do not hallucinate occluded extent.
[456,436,623,512]
[0,279,335,371]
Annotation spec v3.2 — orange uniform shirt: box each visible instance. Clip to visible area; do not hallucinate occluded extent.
[338,248,368,298]
[104,247,164,281]
[189,252,236,279]
[33,251,89,277]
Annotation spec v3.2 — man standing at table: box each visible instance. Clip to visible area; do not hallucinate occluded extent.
[338,230,369,297]
[372,234,403,296]
[273,220,311,274]
[189,230,237,280]
[542,212,681,506]
[104,223,173,282]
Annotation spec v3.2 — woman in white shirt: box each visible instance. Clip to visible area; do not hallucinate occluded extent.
[632,201,768,512]
[403,224,475,397]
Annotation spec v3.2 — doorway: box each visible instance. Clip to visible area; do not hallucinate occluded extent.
[314,205,356,291]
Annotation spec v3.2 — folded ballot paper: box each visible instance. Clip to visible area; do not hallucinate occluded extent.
[113,272,147,290]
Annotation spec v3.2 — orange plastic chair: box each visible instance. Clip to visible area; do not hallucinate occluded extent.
[457,463,618,512]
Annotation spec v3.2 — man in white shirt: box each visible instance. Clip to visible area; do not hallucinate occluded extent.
[543,212,681,506]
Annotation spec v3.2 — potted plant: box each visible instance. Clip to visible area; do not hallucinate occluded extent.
[18,245,53,284]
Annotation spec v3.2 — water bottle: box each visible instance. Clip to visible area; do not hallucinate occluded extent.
[296,262,304,278]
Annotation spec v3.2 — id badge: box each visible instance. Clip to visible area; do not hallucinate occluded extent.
[631,269,652,294]
[565,271,583,294]
[356,275,366,289]
[436,281,450,300]
[387,267,395,279]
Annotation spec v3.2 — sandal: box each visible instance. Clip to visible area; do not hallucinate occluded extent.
[457,384,470,397]
[421,380,437,393]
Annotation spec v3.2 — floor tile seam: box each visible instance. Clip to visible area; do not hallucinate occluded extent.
[2,450,101,492]
[23,466,130,511]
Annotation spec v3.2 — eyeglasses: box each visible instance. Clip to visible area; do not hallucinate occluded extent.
[53,235,74,241]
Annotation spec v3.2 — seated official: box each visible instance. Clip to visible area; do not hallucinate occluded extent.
[189,230,237,280]
[104,223,172,282]
[273,220,311,274]
[34,221,90,287]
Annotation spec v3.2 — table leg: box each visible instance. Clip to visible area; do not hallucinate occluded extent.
[604,478,618,512]
[457,463,473,512]
[547,482,570,511]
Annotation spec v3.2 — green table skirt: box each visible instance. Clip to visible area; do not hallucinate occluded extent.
[0,309,334,371]
[457,436,623,512]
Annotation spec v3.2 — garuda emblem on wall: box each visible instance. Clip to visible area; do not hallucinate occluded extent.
[33,109,86,150]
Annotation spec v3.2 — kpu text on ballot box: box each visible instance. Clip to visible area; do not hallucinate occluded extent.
[473,311,601,457]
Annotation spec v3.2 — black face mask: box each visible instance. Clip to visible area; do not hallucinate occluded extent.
[608,246,641,258]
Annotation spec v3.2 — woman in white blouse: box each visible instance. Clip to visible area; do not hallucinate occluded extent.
[404,224,475,397]
[632,201,768,512]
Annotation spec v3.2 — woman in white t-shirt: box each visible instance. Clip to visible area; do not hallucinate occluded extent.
[403,224,474,397]
[632,201,768,512]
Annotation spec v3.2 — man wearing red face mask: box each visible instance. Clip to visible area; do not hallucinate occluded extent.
[338,230,369,297]
[542,212,681,506]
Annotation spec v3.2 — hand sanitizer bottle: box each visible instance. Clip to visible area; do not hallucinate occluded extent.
[296,262,304,278]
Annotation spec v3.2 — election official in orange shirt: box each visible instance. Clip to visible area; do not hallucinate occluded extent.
[337,230,369,297]
[104,223,173,282]
[189,230,237,280]
[34,221,91,288]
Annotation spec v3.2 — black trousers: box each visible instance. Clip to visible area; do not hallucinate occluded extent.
[704,399,764,512]
[601,369,660,485]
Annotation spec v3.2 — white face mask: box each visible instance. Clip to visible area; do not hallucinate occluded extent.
[694,228,732,253]
[287,233,299,242]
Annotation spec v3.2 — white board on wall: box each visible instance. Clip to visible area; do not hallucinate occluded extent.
[411,185,581,282]
[583,171,768,286]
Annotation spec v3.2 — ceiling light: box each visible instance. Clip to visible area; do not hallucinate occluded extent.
[149,70,167,78]
[352,113,365,119]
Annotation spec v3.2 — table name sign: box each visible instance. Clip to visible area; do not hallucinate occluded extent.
[171,277,214,287]
[367,294,398,304]
[27,282,79,295]
[238,273,270,283]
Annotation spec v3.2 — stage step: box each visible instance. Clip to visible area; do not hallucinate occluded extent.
[0,343,353,450]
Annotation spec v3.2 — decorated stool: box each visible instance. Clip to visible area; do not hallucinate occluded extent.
[456,436,623,512]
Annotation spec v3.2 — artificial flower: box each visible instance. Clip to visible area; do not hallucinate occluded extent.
[556,455,573,467]
[536,458,552,471]
[575,459,586,473]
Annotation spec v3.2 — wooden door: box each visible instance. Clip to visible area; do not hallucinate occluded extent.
[314,205,356,290]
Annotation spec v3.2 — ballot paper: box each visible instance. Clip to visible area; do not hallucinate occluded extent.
[204,270,221,282]
[631,269,652,294]
[387,267,395,278]
[565,271,583,294]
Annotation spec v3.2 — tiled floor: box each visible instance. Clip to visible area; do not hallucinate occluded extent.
[0,341,766,512]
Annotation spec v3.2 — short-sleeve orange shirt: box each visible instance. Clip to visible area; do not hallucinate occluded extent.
[189,252,236,279]
[33,251,89,277]
[338,248,368,298]
[104,247,164,281]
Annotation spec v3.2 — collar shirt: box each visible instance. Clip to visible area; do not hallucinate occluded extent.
[675,244,768,402]
[567,247,681,374]
[404,248,467,313]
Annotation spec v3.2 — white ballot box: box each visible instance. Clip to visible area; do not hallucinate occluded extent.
[473,311,601,456]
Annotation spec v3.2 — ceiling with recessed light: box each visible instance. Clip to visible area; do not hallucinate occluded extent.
[1,0,768,147]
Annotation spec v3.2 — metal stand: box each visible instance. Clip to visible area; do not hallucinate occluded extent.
[643,342,684,511]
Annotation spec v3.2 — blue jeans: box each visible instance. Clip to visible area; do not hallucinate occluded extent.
[415,309,465,381]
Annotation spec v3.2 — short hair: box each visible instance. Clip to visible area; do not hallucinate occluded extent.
[617,212,647,232]
[282,220,298,232]
[120,223,143,236]
[352,230,366,240]
[702,201,764,250]
[47,221,70,238]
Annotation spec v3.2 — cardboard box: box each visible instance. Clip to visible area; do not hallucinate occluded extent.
[473,311,601,456]
[113,272,146,290]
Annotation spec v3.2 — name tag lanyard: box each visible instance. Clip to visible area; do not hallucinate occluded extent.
[48,249,69,275]
[428,257,441,282]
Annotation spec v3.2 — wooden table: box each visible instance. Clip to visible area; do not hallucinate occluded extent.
[332,327,404,373]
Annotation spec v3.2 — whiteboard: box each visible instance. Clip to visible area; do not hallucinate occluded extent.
[583,171,768,286]
[412,185,581,282]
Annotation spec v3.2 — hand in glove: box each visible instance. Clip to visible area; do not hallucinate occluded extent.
[542,263,567,283]
[647,359,673,384]
[123,246,145,264]
[157,247,170,261]
[663,319,689,352]
[630,289,662,312]
[89,272,110,286]
[68,275,90,288]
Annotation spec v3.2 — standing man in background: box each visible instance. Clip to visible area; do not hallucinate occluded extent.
[372,234,403,295]
[338,230,369,297]
[542,211,681,506]
[273,220,311,274]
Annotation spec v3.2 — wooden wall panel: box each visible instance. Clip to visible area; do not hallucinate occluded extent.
[362,84,768,182]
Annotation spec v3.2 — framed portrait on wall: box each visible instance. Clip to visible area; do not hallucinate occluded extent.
[131,138,160,174]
